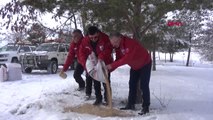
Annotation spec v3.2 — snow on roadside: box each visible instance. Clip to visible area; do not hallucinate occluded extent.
[156,51,213,68]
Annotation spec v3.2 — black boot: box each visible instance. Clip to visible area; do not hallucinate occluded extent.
[85,94,91,100]
[76,86,85,91]
[102,98,109,106]
[93,99,102,105]
[138,106,149,115]
[120,104,135,110]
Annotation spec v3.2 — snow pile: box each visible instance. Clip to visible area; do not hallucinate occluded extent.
[0,65,7,82]
[5,63,22,81]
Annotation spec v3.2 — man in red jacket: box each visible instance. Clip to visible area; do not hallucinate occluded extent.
[107,32,152,115]
[60,29,85,91]
[79,26,113,105]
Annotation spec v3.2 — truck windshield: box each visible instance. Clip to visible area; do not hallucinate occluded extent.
[35,44,59,52]
[0,45,19,51]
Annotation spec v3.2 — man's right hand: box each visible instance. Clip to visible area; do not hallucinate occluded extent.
[59,70,67,79]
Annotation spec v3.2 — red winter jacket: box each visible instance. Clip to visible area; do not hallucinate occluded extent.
[62,38,83,71]
[110,36,151,71]
[79,32,113,69]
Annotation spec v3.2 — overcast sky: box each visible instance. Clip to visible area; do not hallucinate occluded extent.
[0,0,81,42]
[0,0,66,29]
[0,0,8,7]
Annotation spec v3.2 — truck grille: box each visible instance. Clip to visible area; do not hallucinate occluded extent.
[21,55,35,65]
[22,55,45,66]
[0,59,8,62]
[0,54,7,58]
[26,56,34,59]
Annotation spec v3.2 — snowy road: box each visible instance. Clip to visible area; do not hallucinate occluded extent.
[0,65,213,120]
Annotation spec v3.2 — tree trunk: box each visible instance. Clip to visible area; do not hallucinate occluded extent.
[80,12,86,34]
[73,14,78,29]
[169,53,174,62]
[133,26,141,40]
[165,53,167,63]
[186,32,192,66]
[158,52,161,60]
[80,0,87,34]
[152,50,156,71]
[186,47,191,66]
[152,39,156,71]
[133,30,142,104]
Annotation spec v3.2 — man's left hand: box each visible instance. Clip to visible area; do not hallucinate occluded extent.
[106,64,112,71]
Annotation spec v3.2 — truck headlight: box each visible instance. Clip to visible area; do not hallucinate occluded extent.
[2,54,9,57]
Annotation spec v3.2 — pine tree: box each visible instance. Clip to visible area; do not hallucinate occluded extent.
[197,16,213,61]
[27,23,46,44]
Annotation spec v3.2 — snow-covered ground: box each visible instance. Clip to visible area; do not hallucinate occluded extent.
[0,52,213,120]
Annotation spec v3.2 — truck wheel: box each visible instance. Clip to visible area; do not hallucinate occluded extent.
[11,58,19,63]
[47,60,58,74]
[25,67,32,73]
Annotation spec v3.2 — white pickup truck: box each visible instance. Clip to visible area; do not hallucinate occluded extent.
[20,42,69,74]
[0,43,36,65]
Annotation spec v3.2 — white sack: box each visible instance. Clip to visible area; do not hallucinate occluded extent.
[95,60,108,83]
[86,52,108,83]
[5,63,22,81]
[0,65,8,82]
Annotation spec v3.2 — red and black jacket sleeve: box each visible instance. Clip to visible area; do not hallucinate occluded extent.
[98,33,113,65]
[62,42,76,72]
[110,39,136,71]
[78,38,90,69]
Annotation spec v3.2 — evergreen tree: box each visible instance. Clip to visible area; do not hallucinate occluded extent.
[0,0,212,38]
[197,18,213,61]
[27,23,46,44]
[173,10,204,66]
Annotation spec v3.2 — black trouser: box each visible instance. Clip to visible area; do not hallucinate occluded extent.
[86,73,111,101]
[73,62,85,88]
[127,62,151,108]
